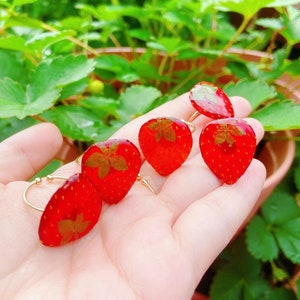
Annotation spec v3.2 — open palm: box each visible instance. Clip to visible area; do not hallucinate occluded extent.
[0,94,266,300]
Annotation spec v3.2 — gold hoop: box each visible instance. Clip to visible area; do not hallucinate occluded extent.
[75,154,82,165]
[187,111,201,123]
[23,175,68,212]
[137,173,156,195]
[181,119,196,133]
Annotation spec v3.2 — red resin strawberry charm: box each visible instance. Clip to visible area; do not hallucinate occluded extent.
[138,117,193,176]
[189,81,234,119]
[39,173,102,247]
[200,118,256,184]
[81,139,141,204]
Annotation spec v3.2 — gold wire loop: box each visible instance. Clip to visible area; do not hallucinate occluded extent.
[75,154,82,165]
[23,175,68,212]
[137,174,156,195]
[187,111,201,123]
[181,119,196,133]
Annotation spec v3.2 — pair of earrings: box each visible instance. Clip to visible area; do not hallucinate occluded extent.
[24,82,257,247]
[139,81,256,184]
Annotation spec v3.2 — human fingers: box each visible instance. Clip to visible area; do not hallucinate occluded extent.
[0,123,63,184]
[110,94,252,147]
[128,95,254,194]
[173,159,266,279]
[159,117,264,208]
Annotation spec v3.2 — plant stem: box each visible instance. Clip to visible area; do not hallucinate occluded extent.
[219,16,251,58]
[41,23,99,57]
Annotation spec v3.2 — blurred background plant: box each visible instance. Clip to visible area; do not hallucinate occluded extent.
[0,0,300,299]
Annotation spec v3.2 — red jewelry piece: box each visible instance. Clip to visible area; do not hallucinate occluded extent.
[81,139,142,204]
[138,117,193,176]
[200,118,256,184]
[39,173,102,247]
[189,81,235,119]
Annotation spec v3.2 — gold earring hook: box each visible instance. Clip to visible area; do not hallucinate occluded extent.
[23,175,67,212]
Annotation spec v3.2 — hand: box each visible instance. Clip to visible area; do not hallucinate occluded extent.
[0,93,266,300]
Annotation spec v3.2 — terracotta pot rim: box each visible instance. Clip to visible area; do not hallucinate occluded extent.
[262,131,296,191]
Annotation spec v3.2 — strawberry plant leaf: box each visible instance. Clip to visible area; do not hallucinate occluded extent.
[31,54,95,90]
[13,0,37,5]
[41,105,107,142]
[118,85,161,122]
[210,237,271,300]
[224,79,277,110]
[94,55,138,82]
[261,192,299,224]
[217,0,275,19]
[248,192,300,264]
[251,101,300,131]
[26,30,75,54]
[0,36,28,52]
[0,50,27,84]
[0,78,60,119]
[0,55,95,119]
[246,216,279,261]
[260,287,296,300]
[275,219,300,264]
[294,164,300,192]
[79,96,119,116]
[268,0,300,5]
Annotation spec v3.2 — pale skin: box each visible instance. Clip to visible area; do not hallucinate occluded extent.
[0,93,266,300]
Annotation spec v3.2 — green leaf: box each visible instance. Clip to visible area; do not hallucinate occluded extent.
[255,18,283,30]
[256,192,300,264]
[31,55,95,90]
[261,192,299,224]
[0,78,59,119]
[5,15,42,29]
[246,216,279,261]
[59,78,88,101]
[118,85,161,122]
[210,237,271,300]
[224,79,277,110]
[275,219,300,264]
[0,36,27,52]
[41,105,106,142]
[260,287,296,300]
[13,0,36,6]
[294,164,300,192]
[146,37,192,55]
[94,55,138,82]
[284,58,300,76]
[297,277,300,300]
[26,30,75,54]
[251,101,300,131]
[267,0,300,5]
[280,7,300,44]
[0,50,27,84]
[0,55,95,119]
[217,0,275,19]
[80,96,119,116]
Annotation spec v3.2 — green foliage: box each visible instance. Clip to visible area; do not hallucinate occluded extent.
[1,0,300,141]
[0,54,95,119]
[207,148,300,300]
[246,192,300,263]
[1,1,300,298]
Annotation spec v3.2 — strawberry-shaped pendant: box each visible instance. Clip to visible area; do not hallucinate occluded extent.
[200,118,256,184]
[81,139,141,204]
[189,81,234,119]
[39,173,102,247]
[138,117,193,176]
